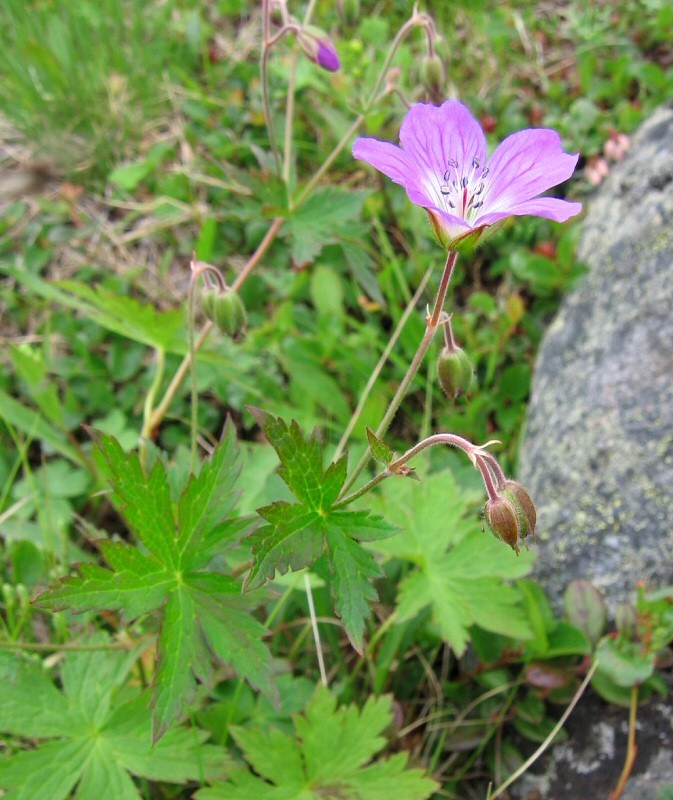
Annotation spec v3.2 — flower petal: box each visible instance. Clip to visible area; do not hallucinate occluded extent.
[352,137,434,208]
[476,197,582,227]
[483,129,579,214]
[399,102,487,187]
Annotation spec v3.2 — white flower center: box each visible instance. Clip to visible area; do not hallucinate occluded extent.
[438,157,491,223]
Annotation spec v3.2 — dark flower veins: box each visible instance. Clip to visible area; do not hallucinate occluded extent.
[353,101,582,243]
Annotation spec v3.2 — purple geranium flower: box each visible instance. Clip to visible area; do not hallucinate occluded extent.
[353,100,582,250]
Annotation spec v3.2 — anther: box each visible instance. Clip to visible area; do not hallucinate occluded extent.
[473,201,483,209]
[440,184,451,195]
[482,166,489,176]
[475,182,484,195]
[448,158,458,168]
[461,176,468,188]
[448,200,456,208]
[443,170,451,182]
[472,157,480,169]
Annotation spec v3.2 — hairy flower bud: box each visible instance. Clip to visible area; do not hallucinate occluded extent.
[297,26,340,72]
[201,287,247,340]
[437,345,473,400]
[484,495,521,554]
[421,53,444,93]
[502,480,537,540]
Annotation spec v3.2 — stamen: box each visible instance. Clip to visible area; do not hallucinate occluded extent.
[440,184,451,195]
[482,166,489,176]
[473,201,483,209]
[443,170,451,182]
[448,200,456,208]
[448,158,458,168]
[475,182,484,195]
[472,157,480,169]
[461,176,468,188]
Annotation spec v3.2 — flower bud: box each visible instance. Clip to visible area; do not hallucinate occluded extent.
[484,495,521,554]
[421,53,444,93]
[502,480,537,540]
[615,603,638,641]
[201,287,247,340]
[297,27,340,72]
[437,345,473,400]
[564,579,607,646]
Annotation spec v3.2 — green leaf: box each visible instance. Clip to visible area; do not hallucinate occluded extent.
[196,686,437,800]
[0,644,223,800]
[38,430,273,739]
[285,187,368,265]
[595,637,656,688]
[247,413,395,648]
[245,504,324,591]
[177,420,241,564]
[0,388,84,466]
[251,410,346,512]
[0,263,186,353]
[366,427,395,465]
[369,467,533,655]
[326,526,380,653]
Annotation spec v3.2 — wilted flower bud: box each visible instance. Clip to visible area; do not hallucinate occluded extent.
[615,604,638,641]
[564,579,607,646]
[421,53,444,94]
[484,495,521,554]
[201,287,247,340]
[437,345,473,400]
[502,480,537,540]
[297,26,340,72]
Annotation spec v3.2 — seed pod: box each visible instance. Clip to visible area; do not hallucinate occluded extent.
[484,495,521,554]
[437,345,473,400]
[201,288,247,340]
[502,480,537,540]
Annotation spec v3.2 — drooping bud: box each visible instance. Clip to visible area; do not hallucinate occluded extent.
[421,53,444,95]
[564,579,607,646]
[297,26,340,72]
[201,287,247,340]
[437,345,473,400]
[501,480,537,541]
[484,495,521,554]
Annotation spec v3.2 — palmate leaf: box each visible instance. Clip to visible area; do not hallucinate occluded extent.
[285,187,369,265]
[369,466,534,656]
[37,424,273,742]
[0,643,227,800]
[245,411,397,652]
[196,686,437,800]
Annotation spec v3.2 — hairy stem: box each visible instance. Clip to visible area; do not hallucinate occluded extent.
[333,265,433,461]
[339,250,458,497]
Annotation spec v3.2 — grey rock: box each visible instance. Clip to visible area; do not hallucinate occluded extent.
[511,683,673,800]
[519,102,673,610]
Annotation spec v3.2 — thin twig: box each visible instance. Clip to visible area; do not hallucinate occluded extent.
[486,660,599,800]
[304,573,328,687]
